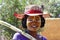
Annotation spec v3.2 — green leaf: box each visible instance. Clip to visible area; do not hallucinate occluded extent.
[0,0,2,4]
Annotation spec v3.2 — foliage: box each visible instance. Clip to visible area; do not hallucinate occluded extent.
[45,0,60,17]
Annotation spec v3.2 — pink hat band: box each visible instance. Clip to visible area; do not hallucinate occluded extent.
[24,9,43,16]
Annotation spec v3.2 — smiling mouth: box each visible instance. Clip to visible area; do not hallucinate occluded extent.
[31,26,38,28]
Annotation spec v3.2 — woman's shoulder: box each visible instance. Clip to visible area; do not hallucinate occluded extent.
[41,36,47,40]
[38,34,47,40]
[13,32,21,37]
[12,32,30,40]
[12,32,21,40]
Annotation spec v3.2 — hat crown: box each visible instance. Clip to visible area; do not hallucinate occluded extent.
[24,5,43,16]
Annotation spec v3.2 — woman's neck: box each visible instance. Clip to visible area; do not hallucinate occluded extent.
[26,30,37,38]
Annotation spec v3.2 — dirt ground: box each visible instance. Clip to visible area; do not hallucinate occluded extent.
[41,18,60,40]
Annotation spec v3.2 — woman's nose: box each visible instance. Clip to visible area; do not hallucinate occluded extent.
[32,21,37,25]
[33,20,37,22]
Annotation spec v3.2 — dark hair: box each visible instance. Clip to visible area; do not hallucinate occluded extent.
[22,15,45,28]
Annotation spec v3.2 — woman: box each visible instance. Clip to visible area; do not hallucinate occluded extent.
[13,5,47,40]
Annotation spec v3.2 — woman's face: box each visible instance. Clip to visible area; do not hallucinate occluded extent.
[26,15,41,31]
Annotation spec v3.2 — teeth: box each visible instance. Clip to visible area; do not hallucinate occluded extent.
[32,26,36,27]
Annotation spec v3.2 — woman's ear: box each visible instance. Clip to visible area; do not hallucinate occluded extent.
[14,12,25,20]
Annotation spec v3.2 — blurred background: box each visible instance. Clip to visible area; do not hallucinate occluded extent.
[0,0,60,40]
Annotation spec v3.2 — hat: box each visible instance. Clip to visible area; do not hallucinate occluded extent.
[14,5,43,19]
[24,5,43,16]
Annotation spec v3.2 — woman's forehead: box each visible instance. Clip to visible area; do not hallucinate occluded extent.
[27,15,40,19]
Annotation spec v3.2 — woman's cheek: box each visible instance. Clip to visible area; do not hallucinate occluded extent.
[26,21,31,27]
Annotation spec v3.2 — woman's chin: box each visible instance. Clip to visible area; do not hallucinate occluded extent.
[28,29,38,32]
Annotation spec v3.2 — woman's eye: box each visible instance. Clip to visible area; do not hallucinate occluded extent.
[27,19,33,22]
[29,20,33,22]
[36,20,41,22]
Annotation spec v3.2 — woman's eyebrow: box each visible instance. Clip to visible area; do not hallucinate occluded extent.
[28,17,34,19]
